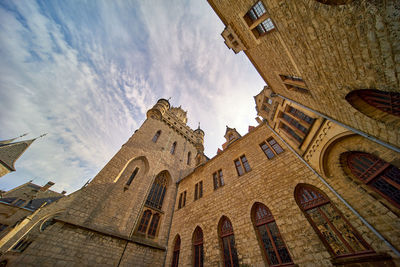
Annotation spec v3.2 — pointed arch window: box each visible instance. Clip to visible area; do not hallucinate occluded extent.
[252,203,293,266]
[171,142,177,155]
[148,213,160,237]
[146,173,168,210]
[193,227,204,267]
[187,152,191,165]
[219,217,239,267]
[152,130,161,143]
[295,184,373,257]
[138,210,152,233]
[346,152,400,208]
[346,89,400,121]
[171,236,180,267]
[126,167,139,186]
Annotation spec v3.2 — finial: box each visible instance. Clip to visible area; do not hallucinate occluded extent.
[198,122,201,129]
[20,133,28,138]
[37,133,47,139]
[168,97,171,101]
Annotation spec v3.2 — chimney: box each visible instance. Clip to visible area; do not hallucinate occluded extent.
[40,181,55,192]
[61,190,66,195]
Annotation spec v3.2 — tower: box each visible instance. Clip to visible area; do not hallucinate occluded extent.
[0,99,205,266]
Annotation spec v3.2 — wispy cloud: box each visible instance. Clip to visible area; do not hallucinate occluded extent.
[0,0,265,193]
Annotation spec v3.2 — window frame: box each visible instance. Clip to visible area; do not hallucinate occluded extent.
[260,138,284,159]
[152,130,161,143]
[219,217,239,267]
[213,170,225,190]
[171,142,177,155]
[295,184,374,258]
[171,235,181,267]
[193,227,204,267]
[234,155,251,176]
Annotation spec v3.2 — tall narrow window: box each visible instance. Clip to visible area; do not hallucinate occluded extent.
[126,167,139,186]
[219,217,239,267]
[260,138,284,159]
[183,191,187,207]
[295,184,373,257]
[171,142,177,155]
[152,130,161,143]
[346,152,400,208]
[146,173,168,210]
[148,213,160,237]
[138,210,152,233]
[193,227,204,267]
[178,191,187,209]
[234,155,251,176]
[252,203,293,266]
[187,152,191,165]
[195,181,203,200]
[178,193,183,209]
[171,235,181,267]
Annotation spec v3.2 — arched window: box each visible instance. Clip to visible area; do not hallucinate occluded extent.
[346,89,400,121]
[295,184,373,257]
[219,217,239,267]
[146,173,168,210]
[126,167,139,186]
[138,210,152,233]
[345,152,400,208]
[148,213,160,237]
[252,203,293,266]
[171,142,177,155]
[171,235,180,267]
[152,130,161,143]
[193,226,204,267]
[187,152,191,165]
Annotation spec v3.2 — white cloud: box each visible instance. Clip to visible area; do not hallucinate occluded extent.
[0,0,265,193]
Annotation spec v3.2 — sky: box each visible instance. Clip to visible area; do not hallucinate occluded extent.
[0,0,265,194]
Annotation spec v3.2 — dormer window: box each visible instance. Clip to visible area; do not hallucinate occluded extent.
[221,26,246,54]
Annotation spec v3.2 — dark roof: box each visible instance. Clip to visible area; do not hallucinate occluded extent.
[23,196,63,210]
[0,139,35,171]
[0,197,17,204]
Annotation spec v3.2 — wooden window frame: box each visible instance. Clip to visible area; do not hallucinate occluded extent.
[252,203,294,266]
[171,236,181,267]
[213,170,225,190]
[234,155,251,176]
[346,152,400,209]
[219,217,239,267]
[295,184,374,258]
[279,75,309,94]
[193,227,204,267]
[260,138,284,159]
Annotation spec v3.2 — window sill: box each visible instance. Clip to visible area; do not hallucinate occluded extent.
[330,252,392,265]
[238,169,252,177]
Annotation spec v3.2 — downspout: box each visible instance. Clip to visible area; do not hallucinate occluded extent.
[270,93,400,153]
[263,122,400,257]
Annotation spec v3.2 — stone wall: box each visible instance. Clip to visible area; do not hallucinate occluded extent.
[207,0,400,147]
[166,124,399,266]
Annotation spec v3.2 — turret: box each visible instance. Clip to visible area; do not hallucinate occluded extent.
[146,98,170,120]
[194,124,205,153]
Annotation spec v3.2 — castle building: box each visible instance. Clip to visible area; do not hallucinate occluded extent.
[0,181,65,241]
[0,0,399,266]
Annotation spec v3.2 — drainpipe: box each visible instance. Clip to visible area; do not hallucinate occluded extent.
[263,122,400,257]
[270,93,400,153]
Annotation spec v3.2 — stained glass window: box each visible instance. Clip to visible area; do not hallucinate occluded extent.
[148,213,160,237]
[171,236,180,267]
[347,152,400,208]
[295,184,373,257]
[357,90,400,117]
[138,210,152,233]
[146,173,168,210]
[253,203,293,266]
[193,227,204,267]
[219,217,239,267]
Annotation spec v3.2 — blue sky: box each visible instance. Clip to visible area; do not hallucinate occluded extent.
[0,0,265,193]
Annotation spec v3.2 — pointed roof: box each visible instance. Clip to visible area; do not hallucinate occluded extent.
[0,139,35,171]
[0,133,28,145]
